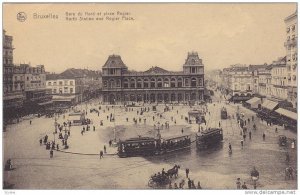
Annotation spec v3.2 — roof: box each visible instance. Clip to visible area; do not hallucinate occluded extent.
[183,52,203,66]
[60,68,101,79]
[196,128,222,136]
[122,137,155,142]
[103,54,127,68]
[262,99,278,111]
[163,133,191,141]
[246,97,261,105]
[144,66,169,74]
[248,64,268,71]
[275,108,297,120]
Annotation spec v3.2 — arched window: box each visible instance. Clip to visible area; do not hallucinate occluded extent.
[185,78,190,86]
[130,78,136,88]
[150,78,156,88]
[137,78,142,88]
[164,78,170,87]
[178,78,182,88]
[157,78,162,88]
[171,78,176,88]
[109,79,115,88]
[191,78,197,87]
[144,78,149,88]
[116,79,121,88]
[123,79,129,88]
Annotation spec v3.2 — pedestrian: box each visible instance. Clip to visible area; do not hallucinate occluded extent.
[182,128,184,134]
[188,178,192,189]
[263,132,266,141]
[197,181,202,189]
[243,133,246,141]
[229,143,232,152]
[109,140,112,147]
[168,182,173,189]
[100,150,104,159]
[185,168,189,178]
[93,126,95,131]
[275,127,278,133]
[249,131,252,140]
[174,183,179,189]
[50,150,53,158]
[56,144,59,151]
[30,120,32,125]
[241,182,248,189]
[104,145,107,153]
[241,139,244,148]
[39,138,42,146]
[219,121,221,127]
[286,152,290,162]
[236,178,241,189]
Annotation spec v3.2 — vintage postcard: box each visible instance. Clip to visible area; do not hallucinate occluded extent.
[2,3,297,191]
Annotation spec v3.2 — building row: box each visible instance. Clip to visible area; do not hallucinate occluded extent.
[3,30,102,121]
[214,11,297,110]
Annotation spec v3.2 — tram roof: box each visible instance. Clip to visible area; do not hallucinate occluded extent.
[163,133,191,140]
[196,128,222,136]
[121,137,156,143]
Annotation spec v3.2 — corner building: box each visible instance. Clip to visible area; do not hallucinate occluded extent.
[102,52,205,104]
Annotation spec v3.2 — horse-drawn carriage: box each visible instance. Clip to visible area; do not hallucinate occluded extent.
[148,174,170,188]
[148,165,180,188]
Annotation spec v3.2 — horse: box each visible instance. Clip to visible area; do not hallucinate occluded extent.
[167,165,180,178]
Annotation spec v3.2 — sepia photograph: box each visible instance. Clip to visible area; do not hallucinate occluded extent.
[2,2,298,191]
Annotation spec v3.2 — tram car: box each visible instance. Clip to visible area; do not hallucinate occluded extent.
[118,137,157,158]
[221,107,228,119]
[196,128,223,149]
[117,134,192,158]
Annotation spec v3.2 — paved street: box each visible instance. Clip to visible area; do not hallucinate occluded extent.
[3,92,297,189]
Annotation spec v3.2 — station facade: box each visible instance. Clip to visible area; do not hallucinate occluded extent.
[101,52,205,104]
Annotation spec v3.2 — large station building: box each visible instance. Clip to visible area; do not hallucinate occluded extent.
[101,52,205,104]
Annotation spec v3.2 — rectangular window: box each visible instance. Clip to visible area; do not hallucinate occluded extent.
[70,81,73,85]
[59,81,63,86]
[64,80,68,85]
[70,88,74,93]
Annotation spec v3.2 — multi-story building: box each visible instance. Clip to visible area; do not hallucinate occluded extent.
[257,65,272,98]
[46,75,81,105]
[3,30,25,120]
[249,64,268,95]
[46,68,102,105]
[270,57,288,101]
[101,52,205,104]
[3,30,13,66]
[229,66,253,97]
[284,11,297,108]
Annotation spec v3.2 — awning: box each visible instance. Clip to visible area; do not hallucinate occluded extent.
[261,99,278,111]
[275,108,297,121]
[246,97,261,108]
[52,95,75,102]
[38,100,53,106]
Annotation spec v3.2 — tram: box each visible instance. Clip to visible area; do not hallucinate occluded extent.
[117,134,192,158]
[118,137,157,158]
[195,128,223,149]
[221,107,227,119]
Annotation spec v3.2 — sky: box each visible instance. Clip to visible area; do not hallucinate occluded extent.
[3,3,297,73]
